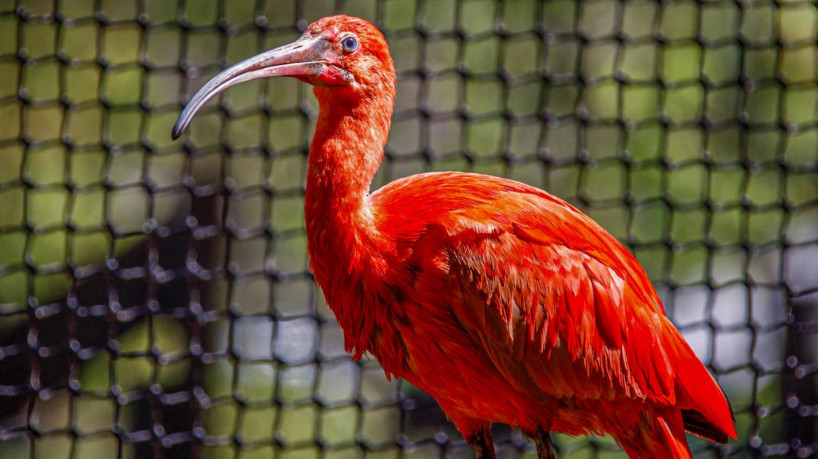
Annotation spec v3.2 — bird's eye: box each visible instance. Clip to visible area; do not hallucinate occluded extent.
[341,36,358,53]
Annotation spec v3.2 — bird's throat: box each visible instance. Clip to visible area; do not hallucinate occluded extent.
[304,87,394,291]
[303,87,395,357]
[305,91,390,214]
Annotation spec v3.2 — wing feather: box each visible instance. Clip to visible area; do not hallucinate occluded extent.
[439,197,678,405]
[374,171,734,440]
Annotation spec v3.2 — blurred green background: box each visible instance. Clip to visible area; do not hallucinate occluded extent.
[0,0,816,457]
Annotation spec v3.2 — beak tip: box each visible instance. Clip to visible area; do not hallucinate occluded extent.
[170,120,185,141]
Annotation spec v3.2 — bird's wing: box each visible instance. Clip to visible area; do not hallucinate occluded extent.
[436,195,736,441]
[427,190,681,405]
[375,172,734,441]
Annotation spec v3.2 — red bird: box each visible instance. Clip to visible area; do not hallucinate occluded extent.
[172,15,737,458]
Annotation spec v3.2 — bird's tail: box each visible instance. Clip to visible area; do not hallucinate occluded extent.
[617,409,693,459]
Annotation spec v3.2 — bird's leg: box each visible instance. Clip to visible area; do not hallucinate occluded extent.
[468,424,497,459]
[535,426,556,459]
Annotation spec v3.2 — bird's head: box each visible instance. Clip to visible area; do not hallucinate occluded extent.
[171,15,395,139]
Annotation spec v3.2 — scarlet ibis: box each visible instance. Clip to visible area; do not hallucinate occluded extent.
[172,15,737,458]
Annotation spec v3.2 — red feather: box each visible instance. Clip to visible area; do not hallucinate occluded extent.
[173,14,737,458]
[299,17,736,457]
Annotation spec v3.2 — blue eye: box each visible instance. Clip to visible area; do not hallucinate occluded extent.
[341,36,358,53]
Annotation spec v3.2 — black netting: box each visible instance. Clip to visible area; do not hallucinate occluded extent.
[0,0,817,457]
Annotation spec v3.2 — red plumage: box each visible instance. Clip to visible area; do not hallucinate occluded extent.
[173,15,737,458]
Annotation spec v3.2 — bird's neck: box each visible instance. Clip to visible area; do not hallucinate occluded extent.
[304,86,396,360]
[306,87,392,218]
[304,85,395,319]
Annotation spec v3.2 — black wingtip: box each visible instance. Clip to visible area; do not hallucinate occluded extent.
[681,409,731,444]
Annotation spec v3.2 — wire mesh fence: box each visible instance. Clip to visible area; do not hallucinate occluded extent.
[0,0,816,457]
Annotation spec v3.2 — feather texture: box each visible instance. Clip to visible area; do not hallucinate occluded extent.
[360,172,735,453]
[174,14,737,457]
[294,18,737,452]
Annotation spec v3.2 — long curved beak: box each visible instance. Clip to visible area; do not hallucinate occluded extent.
[171,35,328,140]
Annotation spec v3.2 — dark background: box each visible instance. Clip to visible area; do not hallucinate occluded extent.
[0,0,816,457]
